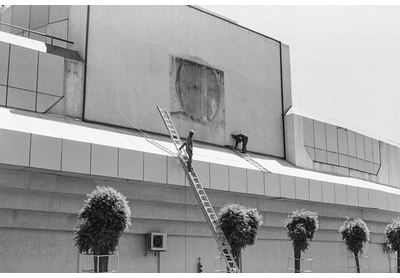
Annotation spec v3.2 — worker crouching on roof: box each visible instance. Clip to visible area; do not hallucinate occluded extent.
[179,130,194,171]
[231,133,248,153]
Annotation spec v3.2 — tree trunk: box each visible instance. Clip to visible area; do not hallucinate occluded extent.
[94,247,109,273]
[294,249,301,273]
[226,248,241,273]
[397,250,400,273]
[236,250,241,271]
[354,251,360,273]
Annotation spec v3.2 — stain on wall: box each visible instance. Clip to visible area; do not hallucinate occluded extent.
[171,57,225,128]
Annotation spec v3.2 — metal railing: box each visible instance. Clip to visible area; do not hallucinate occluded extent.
[0,21,74,45]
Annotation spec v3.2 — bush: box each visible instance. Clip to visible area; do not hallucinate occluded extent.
[384,217,400,272]
[217,204,263,269]
[285,209,319,273]
[339,217,370,273]
[74,186,131,272]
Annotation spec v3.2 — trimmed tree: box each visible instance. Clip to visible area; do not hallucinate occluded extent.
[384,217,400,273]
[216,204,263,270]
[74,186,131,272]
[284,209,319,273]
[339,217,370,273]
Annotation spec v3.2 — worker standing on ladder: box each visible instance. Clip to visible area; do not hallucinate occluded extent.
[179,130,194,171]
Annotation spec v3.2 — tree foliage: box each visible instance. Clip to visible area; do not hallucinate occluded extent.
[384,217,400,253]
[216,204,263,261]
[339,217,370,255]
[284,209,319,254]
[73,186,132,254]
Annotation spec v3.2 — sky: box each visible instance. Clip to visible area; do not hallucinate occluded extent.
[200,4,400,145]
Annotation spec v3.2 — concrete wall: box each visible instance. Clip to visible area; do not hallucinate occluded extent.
[285,112,400,188]
[0,167,396,273]
[77,5,286,157]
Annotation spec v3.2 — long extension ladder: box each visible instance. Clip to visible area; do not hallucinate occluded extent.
[229,147,271,174]
[157,106,239,273]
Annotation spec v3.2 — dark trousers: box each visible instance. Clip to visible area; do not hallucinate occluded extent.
[242,136,248,152]
[186,150,193,169]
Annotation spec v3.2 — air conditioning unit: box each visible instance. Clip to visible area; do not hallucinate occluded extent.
[147,233,167,251]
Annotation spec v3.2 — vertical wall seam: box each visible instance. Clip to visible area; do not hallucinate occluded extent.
[208,162,211,190]
[165,156,168,185]
[35,51,39,112]
[89,143,93,175]
[263,172,266,196]
[278,174,282,197]
[28,133,32,168]
[116,148,119,178]
[60,138,63,171]
[321,181,324,203]
[142,152,145,182]
[279,43,286,160]
[5,43,11,106]
[227,166,230,192]
[82,5,90,121]
[293,176,296,199]
[28,5,31,36]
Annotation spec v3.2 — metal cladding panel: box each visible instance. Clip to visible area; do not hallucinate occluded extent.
[29,5,49,29]
[314,121,327,150]
[0,85,5,105]
[0,41,9,85]
[8,45,37,91]
[303,117,314,147]
[326,124,338,152]
[229,166,247,193]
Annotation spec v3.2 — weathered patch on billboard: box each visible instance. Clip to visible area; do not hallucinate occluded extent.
[170,57,225,127]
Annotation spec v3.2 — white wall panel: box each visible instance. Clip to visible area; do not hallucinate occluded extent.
[334,183,347,205]
[193,160,209,189]
[229,166,246,193]
[209,163,228,191]
[8,45,37,91]
[280,174,295,199]
[309,179,322,202]
[91,144,118,178]
[322,181,335,204]
[37,52,64,97]
[0,129,30,167]
[295,177,309,201]
[30,134,61,171]
[314,121,326,150]
[61,139,90,175]
[346,185,358,207]
[7,87,36,111]
[0,41,9,86]
[118,148,143,181]
[265,173,280,197]
[247,169,264,195]
[326,124,338,152]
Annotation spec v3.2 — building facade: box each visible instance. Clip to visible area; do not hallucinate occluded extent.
[0,5,399,273]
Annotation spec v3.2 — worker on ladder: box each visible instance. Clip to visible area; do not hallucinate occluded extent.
[179,130,194,171]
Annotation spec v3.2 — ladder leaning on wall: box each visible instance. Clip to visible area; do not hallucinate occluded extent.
[156,106,240,273]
